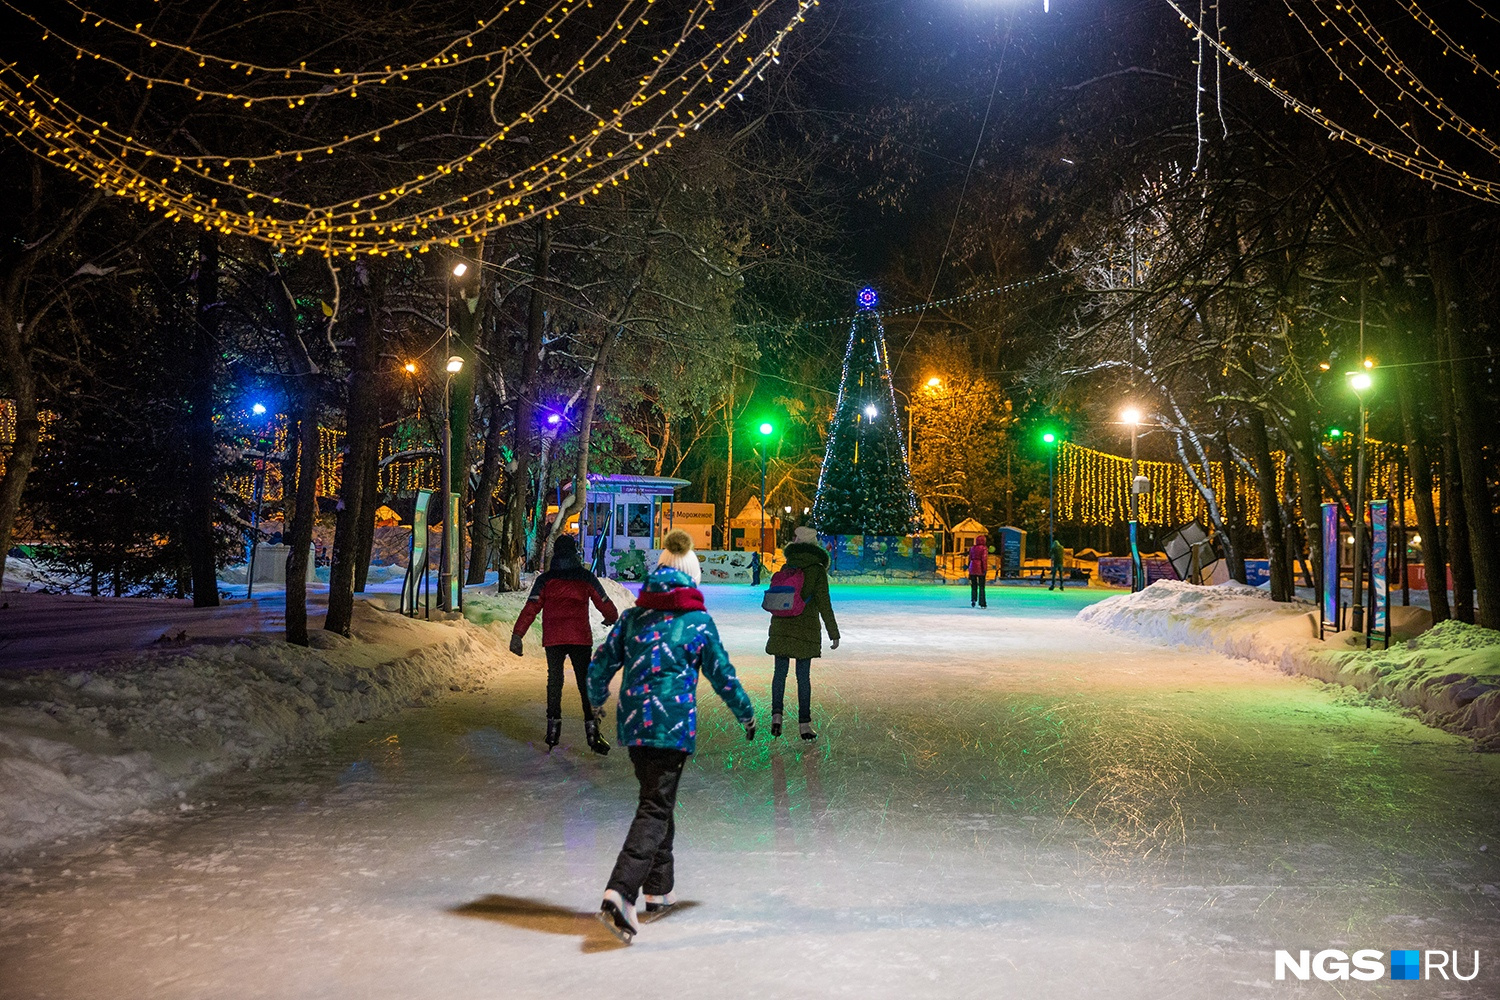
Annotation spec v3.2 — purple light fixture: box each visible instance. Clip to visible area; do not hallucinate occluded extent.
[546,412,562,425]
[857,286,878,311]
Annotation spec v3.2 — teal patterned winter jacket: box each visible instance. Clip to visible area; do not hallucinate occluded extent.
[588,567,754,752]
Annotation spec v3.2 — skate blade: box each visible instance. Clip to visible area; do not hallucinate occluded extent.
[596,908,635,945]
[639,904,675,924]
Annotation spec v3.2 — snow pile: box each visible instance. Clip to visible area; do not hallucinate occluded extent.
[1079,581,1500,748]
[0,602,510,858]
[462,577,636,640]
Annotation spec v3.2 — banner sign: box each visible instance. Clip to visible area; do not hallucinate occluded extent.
[1128,521,1145,592]
[820,534,937,577]
[402,490,432,615]
[1370,499,1390,636]
[1321,501,1340,632]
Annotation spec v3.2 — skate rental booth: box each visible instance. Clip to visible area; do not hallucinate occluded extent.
[581,474,691,578]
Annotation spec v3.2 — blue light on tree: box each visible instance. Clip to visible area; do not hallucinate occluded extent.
[857,286,878,310]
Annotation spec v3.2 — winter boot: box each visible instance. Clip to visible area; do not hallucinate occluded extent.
[770,713,783,738]
[799,721,817,741]
[544,717,562,750]
[641,890,678,923]
[584,718,610,756]
[597,889,640,944]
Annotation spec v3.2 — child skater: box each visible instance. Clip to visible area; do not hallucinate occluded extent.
[587,529,755,944]
[510,534,618,754]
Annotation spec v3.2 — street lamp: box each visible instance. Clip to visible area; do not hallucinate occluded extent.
[1041,430,1060,551]
[1121,406,1145,592]
[1349,370,1373,632]
[758,421,774,560]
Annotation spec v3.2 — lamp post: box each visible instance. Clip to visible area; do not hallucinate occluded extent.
[438,260,469,612]
[1349,369,1373,632]
[1121,406,1144,592]
[245,402,271,598]
[758,421,774,559]
[1042,431,1059,551]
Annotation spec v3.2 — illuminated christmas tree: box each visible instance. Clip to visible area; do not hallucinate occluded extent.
[812,287,920,536]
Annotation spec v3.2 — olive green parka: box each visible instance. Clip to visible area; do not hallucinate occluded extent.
[765,541,840,659]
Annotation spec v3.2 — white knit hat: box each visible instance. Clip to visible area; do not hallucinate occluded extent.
[655,528,701,584]
[792,525,818,546]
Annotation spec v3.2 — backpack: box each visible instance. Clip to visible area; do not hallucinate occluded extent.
[761,565,807,617]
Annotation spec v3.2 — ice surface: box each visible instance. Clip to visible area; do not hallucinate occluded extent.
[1,583,1497,998]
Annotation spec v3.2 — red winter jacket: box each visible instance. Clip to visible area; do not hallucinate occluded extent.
[513,563,620,648]
[967,539,989,576]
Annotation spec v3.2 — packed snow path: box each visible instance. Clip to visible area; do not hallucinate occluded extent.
[3,585,1498,998]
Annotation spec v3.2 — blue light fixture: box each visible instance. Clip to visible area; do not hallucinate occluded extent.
[857,286,878,311]
[251,403,267,416]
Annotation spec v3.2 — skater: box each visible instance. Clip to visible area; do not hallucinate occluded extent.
[1048,537,1066,591]
[968,533,989,608]
[764,525,839,740]
[589,529,755,944]
[510,534,619,754]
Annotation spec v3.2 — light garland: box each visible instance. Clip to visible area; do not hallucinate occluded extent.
[0,0,819,256]
[1162,0,1500,203]
[1056,440,1421,529]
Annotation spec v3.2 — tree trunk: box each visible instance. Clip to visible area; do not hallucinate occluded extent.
[501,219,551,589]
[185,233,223,607]
[325,275,386,636]
[1247,408,1293,600]
[1433,344,1475,623]
[285,405,320,646]
[1217,427,1248,583]
[468,384,505,584]
[0,322,39,589]
[1430,218,1499,628]
[543,330,623,563]
[1289,410,1324,595]
[352,450,379,592]
[1395,359,1449,622]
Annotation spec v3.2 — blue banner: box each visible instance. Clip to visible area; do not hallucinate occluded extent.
[1321,502,1340,632]
[402,490,432,615]
[1128,521,1144,592]
[1370,499,1389,636]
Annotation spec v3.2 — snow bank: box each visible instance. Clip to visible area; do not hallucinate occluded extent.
[0,602,511,859]
[1079,581,1500,748]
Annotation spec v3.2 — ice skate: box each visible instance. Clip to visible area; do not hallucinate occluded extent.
[597,888,639,944]
[799,721,817,741]
[640,890,678,923]
[584,717,610,756]
[544,717,562,751]
[770,713,783,738]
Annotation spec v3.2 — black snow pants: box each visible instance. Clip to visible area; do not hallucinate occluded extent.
[969,573,987,607]
[545,644,593,720]
[771,656,813,723]
[606,746,688,904]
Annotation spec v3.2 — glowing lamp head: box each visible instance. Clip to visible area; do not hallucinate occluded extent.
[1319,361,1331,371]
[251,403,267,416]
[864,404,878,419]
[451,262,468,277]
[403,362,417,374]
[1328,427,1344,438]
[1363,358,1375,370]
[925,376,942,388]
[758,422,774,436]
[1042,432,1056,444]
[445,355,465,374]
[1349,372,1373,393]
[546,413,561,425]
[1121,406,1142,426]
[856,286,878,311]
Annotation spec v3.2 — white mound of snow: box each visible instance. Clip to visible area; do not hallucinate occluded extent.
[0,601,511,859]
[1079,581,1500,748]
[461,577,635,641]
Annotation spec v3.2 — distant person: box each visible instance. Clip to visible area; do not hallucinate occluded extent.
[764,526,840,740]
[749,550,763,587]
[510,534,618,754]
[968,534,989,608]
[588,529,755,944]
[1049,538,1066,592]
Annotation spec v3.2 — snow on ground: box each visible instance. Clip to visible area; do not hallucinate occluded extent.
[0,594,515,858]
[1079,580,1500,748]
[462,577,636,640]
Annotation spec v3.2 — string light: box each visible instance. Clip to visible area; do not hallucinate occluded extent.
[1163,0,1500,203]
[0,0,820,255]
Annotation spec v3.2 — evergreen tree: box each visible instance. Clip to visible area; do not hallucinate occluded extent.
[812,289,920,536]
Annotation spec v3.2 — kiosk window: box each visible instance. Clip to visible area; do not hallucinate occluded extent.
[627,503,651,538]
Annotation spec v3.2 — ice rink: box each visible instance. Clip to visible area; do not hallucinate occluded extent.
[3,584,1497,998]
